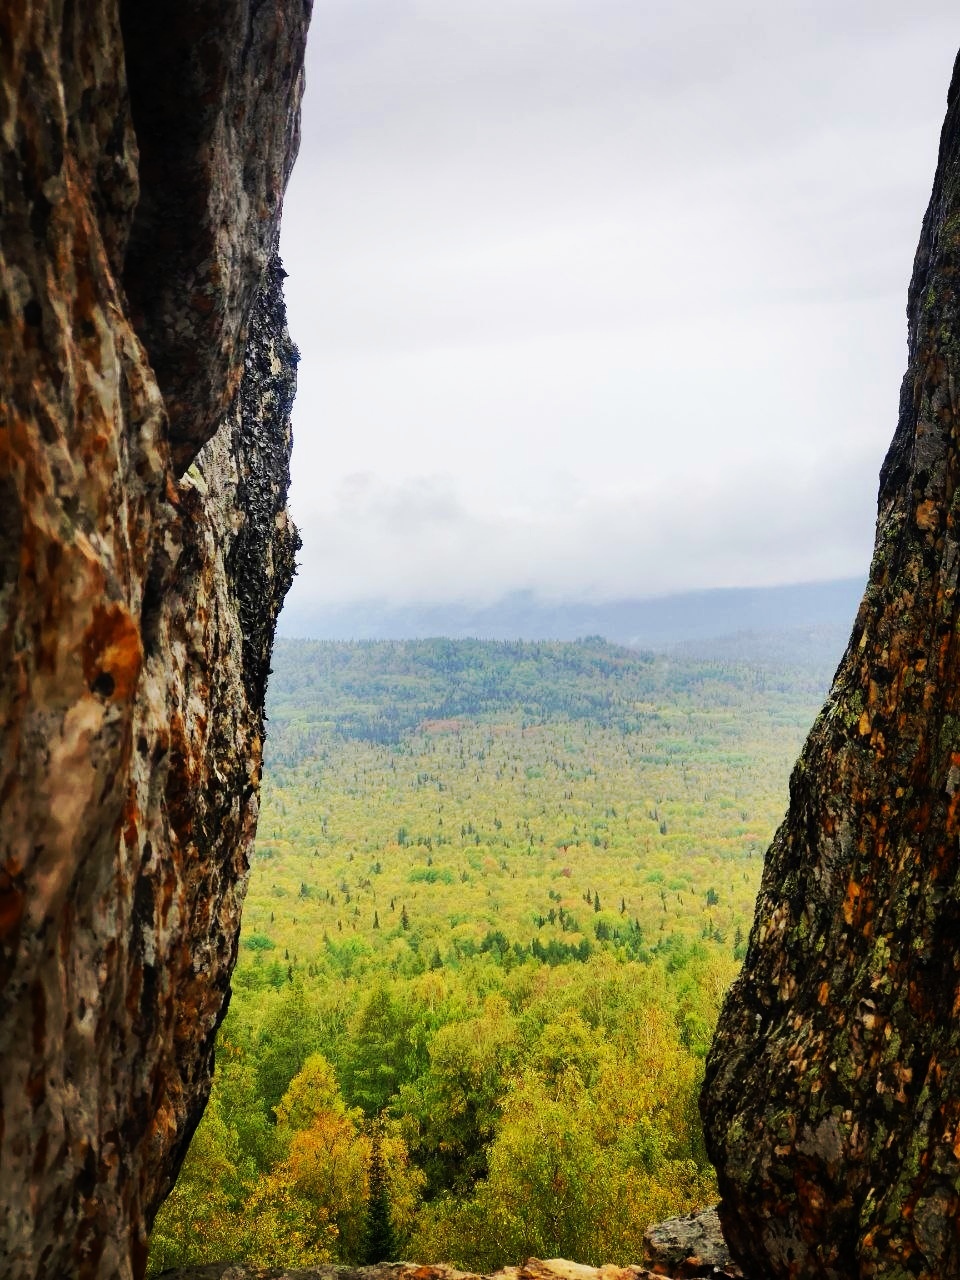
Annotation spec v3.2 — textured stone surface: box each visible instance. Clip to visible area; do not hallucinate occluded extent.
[120,0,310,472]
[642,1209,740,1278]
[701,47,960,1280]
[0,3,308,1278]
[153,1256,723,1280]
[154,1217,743,1280]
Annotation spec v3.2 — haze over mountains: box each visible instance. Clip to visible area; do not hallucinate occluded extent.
[278,576,865,666]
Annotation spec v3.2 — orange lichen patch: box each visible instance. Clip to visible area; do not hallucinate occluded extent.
[818,981,831,1007]
[795,1173,828,1217]
[81,604,143,701]
[843,879,863,926]
[122,792,141,849]
[916,499,938,531]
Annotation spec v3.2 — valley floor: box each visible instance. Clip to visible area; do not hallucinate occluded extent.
[149,639,829,1274]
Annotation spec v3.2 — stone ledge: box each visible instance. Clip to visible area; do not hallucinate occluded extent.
[157,1208,743,1280]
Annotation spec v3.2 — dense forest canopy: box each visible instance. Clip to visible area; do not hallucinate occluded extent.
[149,637,834,1272]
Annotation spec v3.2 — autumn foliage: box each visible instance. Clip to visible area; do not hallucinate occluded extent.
[148,639,829,1272]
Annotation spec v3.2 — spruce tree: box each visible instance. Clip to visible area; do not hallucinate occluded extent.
[363,1121,395,1264]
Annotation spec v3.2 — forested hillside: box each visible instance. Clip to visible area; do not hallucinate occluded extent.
[148,639,832,1273]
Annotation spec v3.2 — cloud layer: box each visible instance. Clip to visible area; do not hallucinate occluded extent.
[280,2,959,607]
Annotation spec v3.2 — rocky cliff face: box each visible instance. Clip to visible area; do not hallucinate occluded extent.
[702,48,960,1280]
[0,4,309,1278]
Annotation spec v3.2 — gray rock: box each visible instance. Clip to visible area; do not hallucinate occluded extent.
[643,1208,740,1277]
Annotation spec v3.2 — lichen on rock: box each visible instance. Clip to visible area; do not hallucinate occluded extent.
[701,46,960,1280]
[0,3,310,1278]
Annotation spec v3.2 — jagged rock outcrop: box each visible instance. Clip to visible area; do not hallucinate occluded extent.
[701,47,960,1280]
[0,4,309,1279]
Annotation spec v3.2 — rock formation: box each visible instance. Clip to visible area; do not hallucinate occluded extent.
[154,1207,741,1280]
[701,47,960,1280]
[0,4,310,1278]
[153,1264,706,1280]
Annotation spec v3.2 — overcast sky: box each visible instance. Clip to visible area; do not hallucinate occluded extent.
[278,2,960,609]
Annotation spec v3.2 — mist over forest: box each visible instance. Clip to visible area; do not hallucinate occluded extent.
[278,576,865,653]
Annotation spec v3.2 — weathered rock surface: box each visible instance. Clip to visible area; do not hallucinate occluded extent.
[701,47,960,1280]
[0,4,309,1279]
[154,1238,741,1280]
[156,1266,662,1280]
[154,1210,741,1280]
[120,0,309,470]
[643,1209,740,1278]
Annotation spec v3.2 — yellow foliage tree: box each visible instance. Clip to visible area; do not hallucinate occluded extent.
[239,1164,338,1267]
[269,1055,425,1263]
[147,1096,242,1274]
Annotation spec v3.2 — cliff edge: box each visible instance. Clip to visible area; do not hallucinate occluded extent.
[0,4,310,1277]
[702,47,960,1280]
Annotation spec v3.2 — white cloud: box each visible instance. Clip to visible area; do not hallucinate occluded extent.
[294,443,879,606]
[279,1,960,609]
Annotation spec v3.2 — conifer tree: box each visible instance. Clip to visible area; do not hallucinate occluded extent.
[363,1122,395,1264]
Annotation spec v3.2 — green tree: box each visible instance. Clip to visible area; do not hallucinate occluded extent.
[215,1019,278,1182]
[255,980,321,1117]
[341,982,426,1116]
[363,1122,396,1263]
[532,1014,609,1090]
[409,1071,606,1269]
[400,995,519,1197]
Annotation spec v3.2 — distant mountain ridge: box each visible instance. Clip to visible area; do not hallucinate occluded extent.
[265,634,835,754]
[278,577,865,655]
